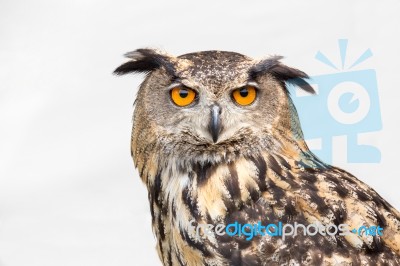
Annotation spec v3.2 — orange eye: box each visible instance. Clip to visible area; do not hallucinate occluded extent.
[170,86,197,107]
[232,86,257,106]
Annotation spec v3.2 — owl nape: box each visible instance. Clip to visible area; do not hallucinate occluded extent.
[115,49,400,266]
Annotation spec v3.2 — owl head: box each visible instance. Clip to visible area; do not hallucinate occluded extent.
[114,49,314,168]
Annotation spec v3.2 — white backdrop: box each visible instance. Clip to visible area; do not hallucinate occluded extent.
[1,1,399,265]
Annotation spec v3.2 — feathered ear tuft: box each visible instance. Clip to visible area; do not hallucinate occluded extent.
[248,56,315,94]
[113,48,176,77]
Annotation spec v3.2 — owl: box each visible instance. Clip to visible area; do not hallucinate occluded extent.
[114,49,400,265]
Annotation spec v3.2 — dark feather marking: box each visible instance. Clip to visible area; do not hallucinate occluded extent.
[148,173,162,236]
[266,180,286,203]
[158,237,164,260]
[175,250,186,266]
[167,250,172,266]
[331,169,365,198]
[229,250,242,265]
[371,235,384,252]
[188,171,194,180]
[222,195,237,214]
[335,236,351,253]
[171,199,177,219]
[283,199,298,222]
[268,155,301,190]
[261,240,278,257]
[305,187,329,214]
[153,173,162,207]
[331,201,348,224]
[374,194,395,211]
[300,170,318,183]
[179,228,212,257]
[375,210,387,228]
[139,164,146,180]
[356,189,372,201]
[268,155,282,176]
[194,162,217,186]
[247,184,261,202]
[283,171,302,190]
[275,154,291,170]
[226,163,241,202]
[181,186,201,220]
[205,212,214,225]
[325,175,349,198]
[158,213,165,240]
[162,195,169,216]
[339,172,358,185]
[250,156,267,191]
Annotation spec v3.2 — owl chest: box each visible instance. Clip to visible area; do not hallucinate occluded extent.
[150,160,263,241]
[148,156,307,264]
[159,161,260,222]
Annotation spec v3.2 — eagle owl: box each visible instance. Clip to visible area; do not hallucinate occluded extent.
[114,49,400,265]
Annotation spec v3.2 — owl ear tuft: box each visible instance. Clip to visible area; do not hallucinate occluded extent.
[249,56,315,94]
[113,48,176,76]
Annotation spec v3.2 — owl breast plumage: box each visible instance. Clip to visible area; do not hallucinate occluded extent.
[115,49,400,266]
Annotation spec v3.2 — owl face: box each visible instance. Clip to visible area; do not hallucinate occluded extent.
[115,49,314,163]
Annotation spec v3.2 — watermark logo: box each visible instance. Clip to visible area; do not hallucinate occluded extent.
[289,39,382,164]
[188,220,383,241]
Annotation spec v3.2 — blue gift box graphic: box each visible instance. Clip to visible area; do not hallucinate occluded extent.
[289,39,382,164]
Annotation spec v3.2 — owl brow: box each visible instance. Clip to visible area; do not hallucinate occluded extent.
[247,56,315,94]
[166,81,183,90]
[168,75,184,85]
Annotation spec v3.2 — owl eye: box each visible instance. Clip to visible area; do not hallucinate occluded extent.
[170,86,197,107]
[232,85,257,106]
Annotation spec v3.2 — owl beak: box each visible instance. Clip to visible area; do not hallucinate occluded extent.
[209,105,222,143]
